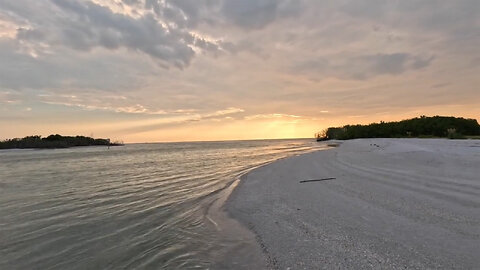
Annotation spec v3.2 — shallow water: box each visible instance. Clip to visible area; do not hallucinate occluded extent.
[0,139,322,269]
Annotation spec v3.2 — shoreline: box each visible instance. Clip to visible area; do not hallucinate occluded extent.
[208,145,330,269]
[224,138,480,269]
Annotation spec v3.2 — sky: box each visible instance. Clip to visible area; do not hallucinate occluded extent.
[1,0,479,142]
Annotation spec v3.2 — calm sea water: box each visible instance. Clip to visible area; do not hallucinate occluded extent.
[0,139,323,269]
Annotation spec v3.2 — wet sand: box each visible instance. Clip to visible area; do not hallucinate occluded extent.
[225,139,480,269]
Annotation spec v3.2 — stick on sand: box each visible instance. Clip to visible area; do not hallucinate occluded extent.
[299,177,336,183]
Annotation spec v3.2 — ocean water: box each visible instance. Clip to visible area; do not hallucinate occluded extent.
[0,139,323,269]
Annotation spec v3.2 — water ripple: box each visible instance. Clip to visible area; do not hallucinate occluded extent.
[0,139,323,269]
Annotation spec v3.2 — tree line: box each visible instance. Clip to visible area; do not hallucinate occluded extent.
[0,134,123,149]
[317,116,480,140]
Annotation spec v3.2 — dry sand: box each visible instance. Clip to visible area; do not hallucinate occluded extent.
[225,139,480,269]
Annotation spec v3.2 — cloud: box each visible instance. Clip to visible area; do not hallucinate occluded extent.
[118,107,245,134]
[340,0,479,32]
[431,82,451,89]
[207,107,244,117]
[49,0,196,68]
[0,90,22,104]
[160,0,218,28]
[244,113,301,120]
[42,100,167,115]
[145,0,303,30]
[35,91,208,116]
[221,0,301,29]
[221,0,277,29]
[0,38,146,90]
[1,1,479,141]
[293,53,435,80]
[0,0,227,69]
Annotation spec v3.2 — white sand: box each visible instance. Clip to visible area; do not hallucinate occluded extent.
[225,139,480,269]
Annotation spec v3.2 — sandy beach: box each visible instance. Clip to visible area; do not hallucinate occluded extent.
[225,139,480,269]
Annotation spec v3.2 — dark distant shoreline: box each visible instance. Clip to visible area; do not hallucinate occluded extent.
[316,115,480,141]
[0,134,123,149]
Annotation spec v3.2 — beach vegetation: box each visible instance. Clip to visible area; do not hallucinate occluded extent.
[319,116,480,140]
[0,134,123,149]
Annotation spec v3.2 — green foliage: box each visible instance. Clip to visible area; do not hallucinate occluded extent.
[322,116,480,140]
[0,134,122,149]
[446,128,463,139]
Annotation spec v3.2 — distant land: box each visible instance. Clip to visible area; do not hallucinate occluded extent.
[317,116,480,141]
[0,134,124,149]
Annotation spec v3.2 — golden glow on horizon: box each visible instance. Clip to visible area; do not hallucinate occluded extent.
[3,103,479,143]
[1,2,479,143]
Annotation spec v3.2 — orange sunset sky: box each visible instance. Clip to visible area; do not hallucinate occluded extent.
[1,1,479,142]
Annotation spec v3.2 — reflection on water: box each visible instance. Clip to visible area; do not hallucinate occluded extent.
[0,139,323,269]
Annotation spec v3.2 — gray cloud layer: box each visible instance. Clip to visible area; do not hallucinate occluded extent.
[293,53,435,80]
[15,0,197,68]
[0,0,479,136]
